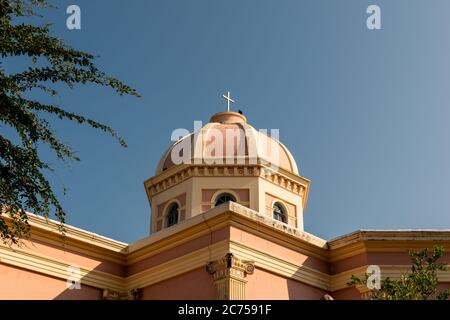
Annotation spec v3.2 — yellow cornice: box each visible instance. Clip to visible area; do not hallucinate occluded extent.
[329,230,450,249]
[25,214,450,266]
[329,242,366,263]
[29,231,127,265]
[18,214,128,265]
[145,163,310,188]
[143,164,310,207]
[1,237,331,293]
[4,239,448,296]
[3,207,450,296]
[328,230,450,263]
[4,202,327,268]
[26,214,128,252]
[0,208,450,292]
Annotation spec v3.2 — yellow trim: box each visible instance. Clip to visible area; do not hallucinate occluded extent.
[26,213,127,252]
[2,213,127,265]
[3,205,450,297]
[0,203,330,293]
[329,230,450,263]
[128,202,328,264]
[144,164,309,201]
[29,231,126,265]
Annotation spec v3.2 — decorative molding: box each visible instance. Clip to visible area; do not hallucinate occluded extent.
[355,285,371,299]
[102,288,141,300]
[329,230,450,263]
[0,239,229,294]
[145,164,309,206]
[0,232,328,295]
[26,213,128,253]
[1,212,128,265]
[4,204,450,299]
[102,288,129,300]
[329,230,450,250]
[207,253,255,300]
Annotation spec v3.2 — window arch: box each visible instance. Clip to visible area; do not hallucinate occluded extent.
[214,193,236,206]
[273,202,287,223]
[166,203,179,227]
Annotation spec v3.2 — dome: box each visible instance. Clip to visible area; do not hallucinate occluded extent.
[155,111,299,175]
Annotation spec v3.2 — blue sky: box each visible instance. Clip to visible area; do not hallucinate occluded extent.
[5,0,450,243]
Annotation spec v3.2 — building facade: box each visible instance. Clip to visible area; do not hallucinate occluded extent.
[1,111,449,300]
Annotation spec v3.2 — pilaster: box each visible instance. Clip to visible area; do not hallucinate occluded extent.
[206,253,255,300]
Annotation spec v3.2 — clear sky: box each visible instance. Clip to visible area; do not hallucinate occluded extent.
[7,0,450,243]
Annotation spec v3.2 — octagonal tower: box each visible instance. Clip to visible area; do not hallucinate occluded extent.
[144,111,310,234]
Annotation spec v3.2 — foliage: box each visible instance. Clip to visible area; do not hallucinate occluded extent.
[349,246,450,300]
[0,0,139,243]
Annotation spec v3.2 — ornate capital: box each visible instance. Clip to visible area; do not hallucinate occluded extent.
[206,253,255,300]
[355,284,371,300]
[102,288,142,300]
[207,253,254,280]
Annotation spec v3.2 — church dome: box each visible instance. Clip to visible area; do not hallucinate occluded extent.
[155,111,299,175]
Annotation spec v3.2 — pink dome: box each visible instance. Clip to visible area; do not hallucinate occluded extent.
[156,112,299,175]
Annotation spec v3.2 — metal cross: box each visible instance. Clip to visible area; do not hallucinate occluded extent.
[222,91,235,112]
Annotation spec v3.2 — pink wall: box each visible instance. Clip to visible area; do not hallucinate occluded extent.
[330,287,362,300]
[246,268,327,300]
[0,263,102,300]
[141,267,215,300]
[127,227,229,276]
[330,251,450,275]
[229,226,329,274]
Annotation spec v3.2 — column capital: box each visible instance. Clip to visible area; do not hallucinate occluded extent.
[102,288,142,300]
[206,253,255,300]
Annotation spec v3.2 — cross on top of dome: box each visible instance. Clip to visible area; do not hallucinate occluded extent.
[222,91,235,112]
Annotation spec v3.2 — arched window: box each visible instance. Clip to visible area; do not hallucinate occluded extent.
[166,203,179,227]
[214,193,236,206]
[273,202,287,223]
